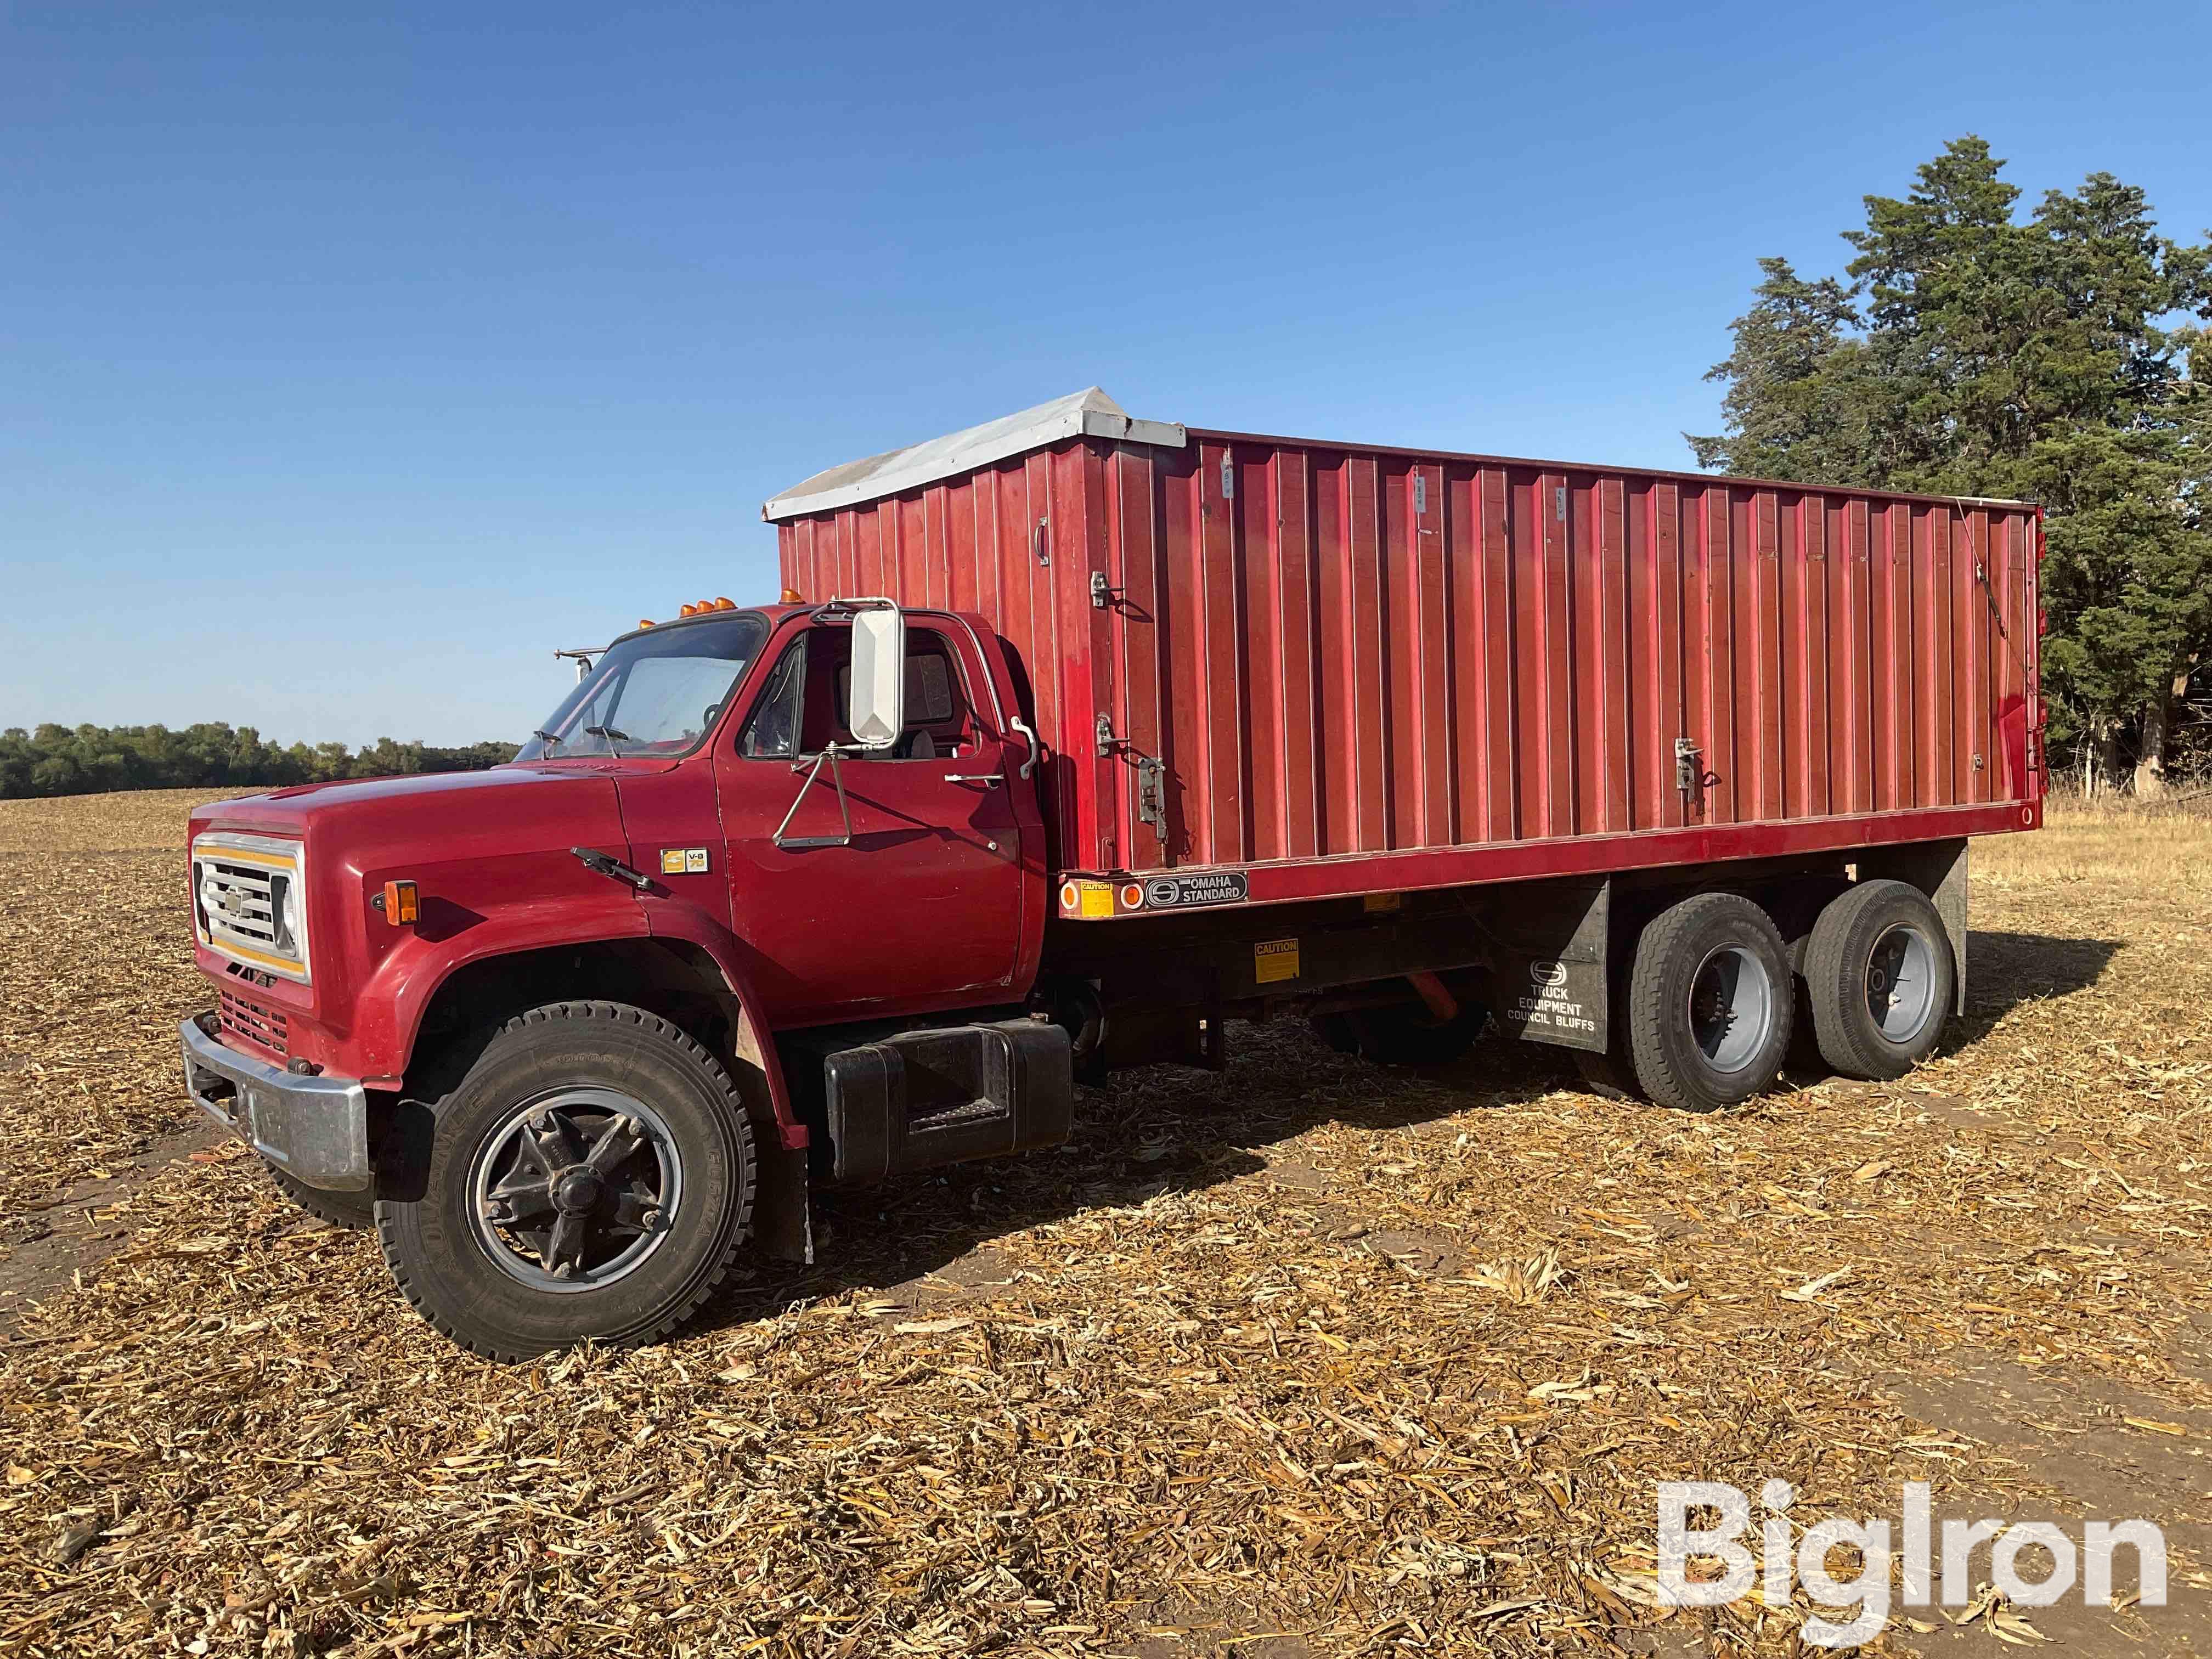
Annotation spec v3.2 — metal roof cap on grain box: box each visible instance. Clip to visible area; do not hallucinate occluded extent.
[768,390,2044,906]
[762,388,1186,522]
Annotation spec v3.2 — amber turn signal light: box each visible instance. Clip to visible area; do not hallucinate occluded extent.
[380,879,420,927]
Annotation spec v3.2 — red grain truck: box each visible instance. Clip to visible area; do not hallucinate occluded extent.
[180,390,2044,1358]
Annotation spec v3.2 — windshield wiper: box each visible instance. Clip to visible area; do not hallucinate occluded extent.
[584,724,630,756]
[532,729,563,754]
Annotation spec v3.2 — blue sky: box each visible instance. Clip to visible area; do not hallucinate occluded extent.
[5,1,2207,747]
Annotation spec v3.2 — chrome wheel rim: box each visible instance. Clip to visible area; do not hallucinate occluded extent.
[1866,923,1937,1043]
[466,1087,682,1294]
[1688,944,1774,1074]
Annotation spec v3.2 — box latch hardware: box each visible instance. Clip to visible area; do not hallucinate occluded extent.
[1135,755,1167,844]
[1674,738,1706,816]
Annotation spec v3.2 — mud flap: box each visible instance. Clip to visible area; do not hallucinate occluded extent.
[1479,879,1610,1053]
[751,1140,814,1265]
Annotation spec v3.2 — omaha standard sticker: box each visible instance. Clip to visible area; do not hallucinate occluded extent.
[1142,871,1249,910]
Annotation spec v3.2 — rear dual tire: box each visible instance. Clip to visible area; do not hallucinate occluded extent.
[1624,892,1796,1113]
[375,1001,757,1362]
[1804,879,1954,1080]
[1581,881,1954,1108]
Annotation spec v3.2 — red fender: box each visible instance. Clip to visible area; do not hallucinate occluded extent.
[355,891,806,1152]
[636,894,808,1151]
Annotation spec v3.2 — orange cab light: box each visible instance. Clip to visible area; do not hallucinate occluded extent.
[713,596,735,610]
[381,879,420,927]
[778,586,802,604]
[637,618,654,628]
[679,602,698,617]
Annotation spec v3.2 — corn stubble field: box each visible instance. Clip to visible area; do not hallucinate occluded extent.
[4,789,2212,1658]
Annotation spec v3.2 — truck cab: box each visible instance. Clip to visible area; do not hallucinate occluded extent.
[181,597,1074,1360]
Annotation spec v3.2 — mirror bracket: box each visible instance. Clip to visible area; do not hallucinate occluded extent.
[773,745,857,849]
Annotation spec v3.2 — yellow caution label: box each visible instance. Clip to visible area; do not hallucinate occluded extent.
[1254,939,1301,984]
[1363,891,1403,913]
[1077,881,1114,919]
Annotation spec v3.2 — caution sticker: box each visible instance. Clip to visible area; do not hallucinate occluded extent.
[1059,879,1116,919]
[1254,939,1301,984]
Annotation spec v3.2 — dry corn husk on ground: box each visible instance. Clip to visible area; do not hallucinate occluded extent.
[3,789,2212,1656]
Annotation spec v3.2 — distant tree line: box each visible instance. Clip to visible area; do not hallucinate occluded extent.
[0,723,518,800]
[1693,137,2211,796]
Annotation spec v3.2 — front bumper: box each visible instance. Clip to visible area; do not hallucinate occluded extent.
[179,1013,372,1192]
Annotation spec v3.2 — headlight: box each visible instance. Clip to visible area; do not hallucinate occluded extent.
[270,872,303,957]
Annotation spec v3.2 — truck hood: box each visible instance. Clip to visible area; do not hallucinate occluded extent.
[187,764,645,1053]
[194,764,633,864]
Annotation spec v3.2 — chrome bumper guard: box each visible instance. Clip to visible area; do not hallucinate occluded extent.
[179,1013,372,1192]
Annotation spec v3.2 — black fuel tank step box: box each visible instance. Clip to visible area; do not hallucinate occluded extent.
[824,1018,1073,1186]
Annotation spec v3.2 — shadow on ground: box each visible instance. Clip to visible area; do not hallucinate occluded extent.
[697,925,2121,1335]
[1948,928,2123,1044]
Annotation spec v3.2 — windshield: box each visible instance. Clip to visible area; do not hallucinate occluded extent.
[517,613,769,761]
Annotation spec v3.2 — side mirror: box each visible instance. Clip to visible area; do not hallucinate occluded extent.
[847,605,905,751]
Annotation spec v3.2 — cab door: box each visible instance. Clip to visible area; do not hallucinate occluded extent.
[713,616,1031,1026]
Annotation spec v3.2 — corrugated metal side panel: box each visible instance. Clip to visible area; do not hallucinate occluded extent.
[778,435,2041,881]
[1093,436,2038,873]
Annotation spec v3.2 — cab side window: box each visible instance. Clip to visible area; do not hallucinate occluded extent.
[736,625,977,760]
[837,637,968,759]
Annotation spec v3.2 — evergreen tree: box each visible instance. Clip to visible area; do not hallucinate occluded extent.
[1691,138,2211,793]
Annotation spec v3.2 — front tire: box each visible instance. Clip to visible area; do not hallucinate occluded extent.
[267,1164,375,1231]
[375,1001,757,1362]
[1625,893,1794,1112]
[1804,880,1954,1080]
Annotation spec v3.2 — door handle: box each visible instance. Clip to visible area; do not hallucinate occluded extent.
[944,772,1004,787]
[1009,715,1041,779]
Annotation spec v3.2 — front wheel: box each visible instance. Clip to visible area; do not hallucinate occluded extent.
[375,1001,757,1362]
[267,1163,375,1231]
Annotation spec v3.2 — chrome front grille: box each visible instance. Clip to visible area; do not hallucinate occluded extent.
[199,857,280,949]
[190,832,310,982]
[218,988,289,1053]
